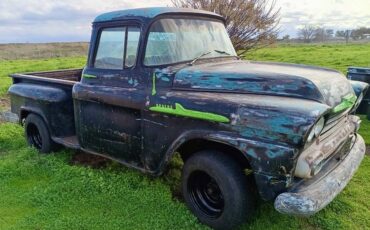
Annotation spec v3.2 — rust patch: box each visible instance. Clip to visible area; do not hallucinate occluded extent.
[70,151,111,169]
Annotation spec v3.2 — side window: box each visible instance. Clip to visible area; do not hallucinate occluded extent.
[93,26,141,69]
[125,27,140,68]
[94,27,126,69]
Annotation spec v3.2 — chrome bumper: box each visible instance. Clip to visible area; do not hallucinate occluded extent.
[274,134,366,216]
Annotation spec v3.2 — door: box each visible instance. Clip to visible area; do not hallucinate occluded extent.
[74,25,146,167]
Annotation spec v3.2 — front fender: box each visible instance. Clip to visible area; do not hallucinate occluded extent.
[208,133,298,200]
[349,80,368,97]
[161,130,298,200]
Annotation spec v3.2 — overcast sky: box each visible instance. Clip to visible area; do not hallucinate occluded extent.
[0,0,369,43]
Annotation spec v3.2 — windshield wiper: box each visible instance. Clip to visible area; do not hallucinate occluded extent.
[189,50,212,66]
[214,49,231,56]
[189,49,233,66]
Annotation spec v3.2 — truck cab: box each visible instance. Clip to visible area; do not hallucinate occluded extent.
[75,8,237,170]
[8,7,368,229]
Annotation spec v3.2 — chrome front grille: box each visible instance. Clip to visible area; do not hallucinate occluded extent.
[295,114,356,178]
[320,112,348,141]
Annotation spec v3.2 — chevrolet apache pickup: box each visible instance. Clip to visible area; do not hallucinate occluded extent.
[8,7,368,229]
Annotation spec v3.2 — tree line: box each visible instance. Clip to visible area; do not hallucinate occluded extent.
[295,26,370,43]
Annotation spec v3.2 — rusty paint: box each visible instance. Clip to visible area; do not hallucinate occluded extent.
[275,134,365,216]
[7,8,368,212]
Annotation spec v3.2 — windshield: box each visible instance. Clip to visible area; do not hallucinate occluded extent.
[144,18,236,66]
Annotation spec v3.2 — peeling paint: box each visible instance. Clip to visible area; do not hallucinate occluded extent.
[149,103,230,123]
[8,9,368,210]
[275,135,365,216]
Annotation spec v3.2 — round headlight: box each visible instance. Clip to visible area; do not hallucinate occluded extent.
[314,117,325,136]
[307,128,315,143]
[306,117,325,143]
[355,93,363,107]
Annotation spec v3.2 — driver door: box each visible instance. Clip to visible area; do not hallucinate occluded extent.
[74,25,146,166]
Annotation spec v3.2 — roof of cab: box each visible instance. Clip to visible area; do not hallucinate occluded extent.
[94,7,224,23]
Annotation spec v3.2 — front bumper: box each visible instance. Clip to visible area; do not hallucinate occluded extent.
[274,134,365,216]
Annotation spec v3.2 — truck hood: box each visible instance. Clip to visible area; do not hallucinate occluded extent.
[173,60,355,107]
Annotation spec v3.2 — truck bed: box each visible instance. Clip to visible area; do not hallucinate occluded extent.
[10,69,82,86]
[8,68,81,140]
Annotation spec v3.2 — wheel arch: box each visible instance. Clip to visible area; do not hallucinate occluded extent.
[158,131,254,175]
[158,130,297,201]
[19,107,48,125]
[177,138,252,170]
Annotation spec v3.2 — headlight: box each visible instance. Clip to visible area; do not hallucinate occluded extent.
[307,128,315,143]
[314,117,325,136]
[355,92,363,108]
[307,117,325,143]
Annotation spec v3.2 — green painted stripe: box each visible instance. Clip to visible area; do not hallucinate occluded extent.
[83,74,97,79]
[149,103,230,123]
[332,94,357,113]
[152,72,157,96]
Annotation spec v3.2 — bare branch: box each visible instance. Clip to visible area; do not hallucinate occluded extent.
[298,25,316,43]
[171,0,280,53]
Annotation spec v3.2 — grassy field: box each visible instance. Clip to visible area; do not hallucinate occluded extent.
[0,43,369,229]
[0,43,88,61]
[0,57,87,99]
[247,43,370,74]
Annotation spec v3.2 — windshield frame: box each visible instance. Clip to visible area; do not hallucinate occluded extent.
[142,15,237,68]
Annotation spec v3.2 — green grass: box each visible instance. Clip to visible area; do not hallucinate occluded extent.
[0,124,201,229]
[359,115,370,145]
[0,123,369,229]
[0,43,370,229]
[247,43,370,73]
[0,57,86,97]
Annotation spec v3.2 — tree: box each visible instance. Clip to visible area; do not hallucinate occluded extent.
[313,27,325,42]
[335,30,346,38]
[298,25,316,43]
[351,27,370,40]
[312,27,333,42]
[325,29,334,39]
[335,30,351,44]
[171,0,280,55]
[282,34,290,41]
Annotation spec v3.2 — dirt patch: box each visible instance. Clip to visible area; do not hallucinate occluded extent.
[70,152,111,169]
[0,97,10,111]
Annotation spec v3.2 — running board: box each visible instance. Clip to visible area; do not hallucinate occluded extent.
[53,136,80,149]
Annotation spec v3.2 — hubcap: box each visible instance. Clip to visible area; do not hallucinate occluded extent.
[188,171,224,218]
[27,123,43,149]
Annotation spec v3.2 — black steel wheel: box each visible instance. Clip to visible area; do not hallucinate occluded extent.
[24,114,57,153]
[26,122,43,149]
[188,171,224,218]
[182,151,256,230]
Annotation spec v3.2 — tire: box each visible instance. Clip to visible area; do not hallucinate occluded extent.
[182,151,256,230]
[24,114,56,153]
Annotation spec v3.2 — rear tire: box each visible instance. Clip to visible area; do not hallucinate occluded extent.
[25,114,57,153]
[182,151,256,230]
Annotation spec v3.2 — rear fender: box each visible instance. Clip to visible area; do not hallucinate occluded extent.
[8,83,68,103]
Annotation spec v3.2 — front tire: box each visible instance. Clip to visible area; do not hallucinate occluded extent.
[25,114,56,153]
[182,151,256,229]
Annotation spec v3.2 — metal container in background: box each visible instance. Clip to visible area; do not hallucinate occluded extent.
[347,67,370,117]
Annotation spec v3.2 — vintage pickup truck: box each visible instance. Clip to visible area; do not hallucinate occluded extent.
[8,7,368,229]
